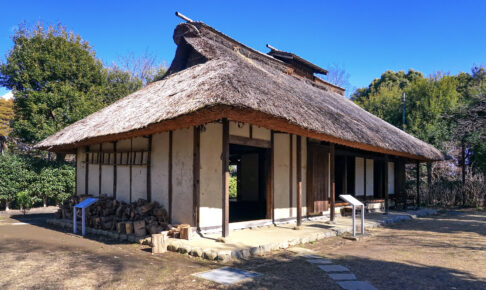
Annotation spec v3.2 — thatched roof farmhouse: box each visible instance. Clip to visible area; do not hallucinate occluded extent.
[37,19,443,237]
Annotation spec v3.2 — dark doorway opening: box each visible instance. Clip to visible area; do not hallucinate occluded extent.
[229,144,269,222]
[335,155,355,196]
[374,160,386,198]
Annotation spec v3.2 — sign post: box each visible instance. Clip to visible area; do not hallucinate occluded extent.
[73,197,98,236]
[339,195,365,237]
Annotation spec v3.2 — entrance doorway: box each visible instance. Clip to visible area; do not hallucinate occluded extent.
[229,144,269,222]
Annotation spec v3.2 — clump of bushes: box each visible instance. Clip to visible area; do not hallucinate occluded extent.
[0,153,74,211]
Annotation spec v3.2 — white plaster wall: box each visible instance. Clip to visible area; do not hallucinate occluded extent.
[253,126,271,141]
[274,133,291,219]
[172,127,194,225]
[366,159,374,196]
[88,162,99,196]
[132,136,148,151]
[117,166,130,203]
[290,135,297,217]
[302,137,308,216]
[101,165,114,197]
[229,121,250,137]
[151,132,169,208]
[199,123,223,227]
[355,157,365,196]
[76,147,86,195]
[132,165,147,201]
[117,139,131,151]
[388,162,395,194]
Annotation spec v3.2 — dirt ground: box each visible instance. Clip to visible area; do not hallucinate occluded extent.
[0,209,485,289]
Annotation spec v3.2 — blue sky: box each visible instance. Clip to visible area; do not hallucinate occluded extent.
[1,0,485,97]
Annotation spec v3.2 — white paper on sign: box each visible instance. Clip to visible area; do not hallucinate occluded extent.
[339,195,364,206]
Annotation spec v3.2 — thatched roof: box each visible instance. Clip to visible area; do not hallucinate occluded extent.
[36,22,443,161]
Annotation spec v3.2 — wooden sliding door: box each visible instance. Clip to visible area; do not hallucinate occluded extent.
[307,143,329,214]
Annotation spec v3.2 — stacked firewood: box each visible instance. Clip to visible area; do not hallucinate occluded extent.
[57,195,170,236]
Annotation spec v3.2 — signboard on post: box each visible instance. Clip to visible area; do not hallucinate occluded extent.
[339,195,365,237]
[73,198,98,236]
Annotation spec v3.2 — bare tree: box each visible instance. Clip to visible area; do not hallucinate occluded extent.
[117,50,167,85]
[325,64,354,96]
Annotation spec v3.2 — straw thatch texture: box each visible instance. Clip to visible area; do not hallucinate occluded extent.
[36,22,443,161]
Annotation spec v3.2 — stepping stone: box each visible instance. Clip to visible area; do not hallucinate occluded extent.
[318,265,350,272]
[337,281,377,290]
[306,258,333,264]
[193,267,260,285]
[328,273,357,281]
[301,254,324,259]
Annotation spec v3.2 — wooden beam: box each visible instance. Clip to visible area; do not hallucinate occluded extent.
[113,141,117,199]
[416,161,420,207]
[289,134,293,217]
[168,131,173,224]
[222,119,230,237]
[384,156,389,214]
[229,135,271,148]
[296,136,302,227]
[330,143,335,222]
[85,146,89,196]
[249,125,253,139]
[427,161,432,197]
[193,126,200,229]
[147,135,152,202]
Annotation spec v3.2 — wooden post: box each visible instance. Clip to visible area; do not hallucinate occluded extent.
[289,134,293,217]
[85,146,89,196]
[193,126,200,230]
[296,136,302,227]
[168,131,173,224]
[384,156,389,214]
[461,141,466,185]
[330,143,336,222]
[99,144,102,196]
[147,135,152,202]
[113,141,117,199]
[75,153,78,196]
[427,161,432,205]
[222,119,230,237]
[416,161,420,207]
[271,131,275,223]
[363,158,367,198]
[129,138,133,203]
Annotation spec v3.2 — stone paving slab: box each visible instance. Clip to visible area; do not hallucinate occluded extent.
[337,281,377,290]
[328,273,357,281]
[318,265,350,272]
[193,267,260,284]
[306,258,333,264]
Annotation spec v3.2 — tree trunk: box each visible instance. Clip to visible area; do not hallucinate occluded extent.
[43,197,47,207]
[5,200,9,211]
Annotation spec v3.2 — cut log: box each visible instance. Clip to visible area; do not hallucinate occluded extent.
[179,224,192,240]
[117,222,126,234]
[152,232,168,254]
[125,222,134,234]
[134,220,146,237]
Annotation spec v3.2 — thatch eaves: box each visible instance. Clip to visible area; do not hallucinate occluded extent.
[36,22,443,161]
